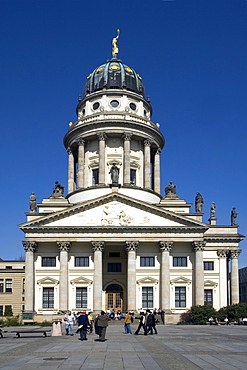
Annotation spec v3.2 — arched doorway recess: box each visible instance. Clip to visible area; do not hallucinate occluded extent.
[105,284,123,312]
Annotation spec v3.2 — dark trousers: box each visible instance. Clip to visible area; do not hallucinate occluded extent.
[80,326,87,340]
[147,325,157,334]
[135,323,147,335]
[99,326,107,340]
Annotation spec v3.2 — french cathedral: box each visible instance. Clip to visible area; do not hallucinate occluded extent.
[20,33,244,322]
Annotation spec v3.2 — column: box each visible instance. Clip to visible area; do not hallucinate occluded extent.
[122,133,132,184]
[154,147,161,194]
[159,241,173,311]
[126,241,138,311]
[193,241,205,306]
[57,242,71,312]
[77,138,85,189]
[230,249,241,304]
[92,241,104,312]
[67,147,75,193]
[217,250,228,307]
[144,139,151,189]
[22,241,37,312]
[97,133,107,185]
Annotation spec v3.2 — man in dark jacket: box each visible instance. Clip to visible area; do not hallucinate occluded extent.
[134,313,147,335]
[77,312,89,341]
[146,310,158,335]
[94,311,109,342]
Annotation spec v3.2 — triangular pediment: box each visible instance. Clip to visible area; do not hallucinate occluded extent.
[70,276,93,285]
[137,276,159,285]
[37,276,59,286]
[20,193,207,231]
[204,279,218,287]
[171,276,192,284]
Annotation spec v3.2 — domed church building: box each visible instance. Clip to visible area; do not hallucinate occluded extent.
[20,33,244,322]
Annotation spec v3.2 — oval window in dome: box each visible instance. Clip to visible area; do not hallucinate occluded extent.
[93,102,100,110]
[129,103,137,111]
[110,100,119,108]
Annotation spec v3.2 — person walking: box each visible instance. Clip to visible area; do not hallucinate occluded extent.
[134,313,147,335]
[124,312,133,334]
[64,310,76,336]
[94,311,109,342]
[146,310,158,335]
[77,312,89,341]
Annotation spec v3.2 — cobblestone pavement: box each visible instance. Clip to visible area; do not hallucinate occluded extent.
[0,324,247,369]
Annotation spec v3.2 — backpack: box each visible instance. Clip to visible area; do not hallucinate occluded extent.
[131,316,134,323]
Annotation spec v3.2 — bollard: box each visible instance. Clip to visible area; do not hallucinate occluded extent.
[52,319,62,336]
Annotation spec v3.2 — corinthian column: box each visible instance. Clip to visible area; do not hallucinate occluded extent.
[217,250,228,307]
[230,249,241,304]
[159,241,173,311]
[144,139,151,189]
[122,133,132,184]
[92,242,104,312]
[97,133,107,185]
[193,241,205,306]
[67,147,75,193]
[126,241,138,311]
[57,242,71,312]
[154,148,161,194]
[77,138,85,188]
[22,241,37,312]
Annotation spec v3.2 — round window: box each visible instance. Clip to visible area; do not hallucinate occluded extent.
[93,102,100,110]
[110,100,119,108]
[129,103,136,110]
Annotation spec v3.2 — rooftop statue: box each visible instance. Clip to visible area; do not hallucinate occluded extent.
[195,192,204,213]
[231,207,238,226]
[165,181,177,196]
[210,202,216,218]
[29,192,37,213]
[112,29,120,58]
[50,181,64,198]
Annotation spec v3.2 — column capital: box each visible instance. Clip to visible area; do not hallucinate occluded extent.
[122,132,132,141]
[67,146,72,155]
[193,241,205,251]
[57,241,71,252]
[126,241,138,252]
[22,241,37,252]
[144,138,152,147]
[77,137,85,146]
[92,241,105,252]
[159,241,173,252]
[97,132,107,141]
[155,147,161,155]
[230,249,242,259]
[217,249,228,258]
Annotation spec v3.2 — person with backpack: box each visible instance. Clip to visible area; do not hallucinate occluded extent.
[123,311,133,334]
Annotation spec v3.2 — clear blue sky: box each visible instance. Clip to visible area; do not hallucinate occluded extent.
[1,0,247,267]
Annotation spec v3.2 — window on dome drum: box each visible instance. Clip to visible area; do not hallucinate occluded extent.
[0,279,3,293]
[75,257,89,267]
[173,257,187,267]
[22,279,25,293]
[129,102,136,110]
[43,287,54,308]
[107,263,121,272]
[140,257,155,267]
[42,257,56,267]
[175,287,186,307]
[142,287,153,308]
[93,102,100,110]
[130,169,136,185]
[76,287,87,308]
[204,261,214,270]
[92,169,99,185]
[204,289,213,305]
[109,252,120,257]
[5,279,12,293]
[110,100,119,107]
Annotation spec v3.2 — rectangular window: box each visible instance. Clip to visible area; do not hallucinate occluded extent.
[5,266,12,269]
[140,257,155,267]
[142,287,153,308]
[130,169,136,185]
[42,257,56,267]
[0,279,3,293]
[173,257,187,267]
[204,261,214,270]
[109,252,120,257]
[5,279,12,293]
[76,287,87,308]
[175,287,186,307]
[204,289,213,305]
[22,279,25,294]
[92,169,99,185]
[0,306,3,316]
[43,287,54,308]
[107,263,121,272]
[75,257,89,267]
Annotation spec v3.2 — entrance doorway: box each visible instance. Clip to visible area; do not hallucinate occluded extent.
[106,284,123,311]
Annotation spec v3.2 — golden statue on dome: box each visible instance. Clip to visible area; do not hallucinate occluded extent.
[112,29,120,58]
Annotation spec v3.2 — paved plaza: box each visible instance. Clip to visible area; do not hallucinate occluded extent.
[0,323,247,369]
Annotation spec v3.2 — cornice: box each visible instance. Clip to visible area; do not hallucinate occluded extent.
[204,234,245,243]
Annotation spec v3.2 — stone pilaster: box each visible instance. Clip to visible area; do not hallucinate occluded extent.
[92,241,104,312]
[67,147,75,193]
[144,139,151,189]
[122,133,132,184]
[77,138,85,189]
[126,241,138,311]
[193,241,205,306]
[217,250,228,307]
[57,242,71,312]
[22,241,37,312]
[230,249,241,304]
[97,133,107,185]
[154,147,161,194]
[159,241,173,311]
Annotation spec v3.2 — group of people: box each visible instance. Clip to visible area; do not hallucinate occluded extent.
[63,308,162,342]
[208,316,247,325]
